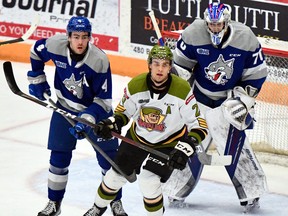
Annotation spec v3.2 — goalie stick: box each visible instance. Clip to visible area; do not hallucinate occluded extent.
[43,93,137,183]
[3,61,231,166]
[0,14,40,46]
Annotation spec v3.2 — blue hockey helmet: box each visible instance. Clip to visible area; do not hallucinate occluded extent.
[204,1,231,46]
[67,16,92,36]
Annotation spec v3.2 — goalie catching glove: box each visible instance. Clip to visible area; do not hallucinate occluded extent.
[93,115,124,140]
[167,137,197,170]
[221,86,256,131]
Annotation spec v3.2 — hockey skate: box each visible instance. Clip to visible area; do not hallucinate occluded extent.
[110,200,128,216]
[168,197,187,208]
[37,200,61,216]
[241,198,260,214]
[83,204,107,216]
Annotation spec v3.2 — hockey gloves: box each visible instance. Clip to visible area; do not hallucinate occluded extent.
[69,122,91,140]
[27,70,51,101]
[94,116,123,140]
[69,113,95,140]
[168,140,195,170]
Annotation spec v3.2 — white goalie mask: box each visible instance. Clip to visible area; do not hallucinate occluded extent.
[204,2,231,46]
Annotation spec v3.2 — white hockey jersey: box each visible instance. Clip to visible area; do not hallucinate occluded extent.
[115,73,207,148]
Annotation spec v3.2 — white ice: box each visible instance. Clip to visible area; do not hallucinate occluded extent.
[0,60,287,216]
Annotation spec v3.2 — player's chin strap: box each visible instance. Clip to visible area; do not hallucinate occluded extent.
[221,86,257,131]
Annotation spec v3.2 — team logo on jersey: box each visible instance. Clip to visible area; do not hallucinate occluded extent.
[63,74,83,99]
[138,107,166,131]
[204,54,234,85]
[197,48,209,55]
[55,60,67,69]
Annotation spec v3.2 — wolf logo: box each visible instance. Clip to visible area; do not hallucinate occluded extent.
[63,74,83,99]
[204,54,234,85]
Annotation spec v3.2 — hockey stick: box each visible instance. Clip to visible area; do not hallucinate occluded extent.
[3,61,137,182]
[43,94,137,183]
[0,14,40,46]
[148,11,232,166]
[149,10,165,46]
[2,61,168,159]
[3,61,231,166]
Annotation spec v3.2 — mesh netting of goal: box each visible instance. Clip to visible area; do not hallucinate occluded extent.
[162,30,288,156]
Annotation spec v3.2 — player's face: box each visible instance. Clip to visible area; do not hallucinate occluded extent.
[208,22,225,34]
[68,32,90,54]
[150,59,171,85]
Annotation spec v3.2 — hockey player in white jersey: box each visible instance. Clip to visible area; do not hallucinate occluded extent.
[167,1,268,213]
[83,45,208,216]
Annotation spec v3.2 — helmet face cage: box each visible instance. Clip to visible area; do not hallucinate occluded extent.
[67,16,92,36]
[148,45,173,64]
[204,2,231,45]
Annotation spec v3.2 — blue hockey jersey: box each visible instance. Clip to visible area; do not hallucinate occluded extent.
[174,19,268,107]
[30,34,113,122]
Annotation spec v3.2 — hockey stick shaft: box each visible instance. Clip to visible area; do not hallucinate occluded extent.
[43,94,137,183]
[0,14,40,46]
[149,10,165,46]
[2,61,169,159]
[3,61,231,166]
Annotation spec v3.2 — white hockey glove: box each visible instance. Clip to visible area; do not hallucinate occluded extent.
[168,140,195,171]
[222,86,256,131]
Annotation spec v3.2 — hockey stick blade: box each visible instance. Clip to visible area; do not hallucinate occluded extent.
[0,14,40,46]
[195,143,232,166]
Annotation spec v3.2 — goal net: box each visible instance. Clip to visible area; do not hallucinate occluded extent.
[162,31,288,156]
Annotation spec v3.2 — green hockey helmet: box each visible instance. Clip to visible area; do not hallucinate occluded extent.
[147,45,173,64]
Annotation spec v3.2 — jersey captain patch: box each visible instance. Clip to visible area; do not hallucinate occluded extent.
[204,54,234,85]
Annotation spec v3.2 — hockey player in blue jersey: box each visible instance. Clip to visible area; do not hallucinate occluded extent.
[167,1,268,213]
[27,16,127,216]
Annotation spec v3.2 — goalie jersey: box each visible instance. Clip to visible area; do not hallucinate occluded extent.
[174,19,268,107]
[114,73,208,147]
[30,34,113,120]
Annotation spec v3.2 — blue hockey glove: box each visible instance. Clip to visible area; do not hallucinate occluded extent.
[93,116,123,140]
[69,122,91,140]
[168,140,195,171]
[27,70,51,101]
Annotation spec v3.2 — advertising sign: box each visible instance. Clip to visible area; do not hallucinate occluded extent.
[130,0,288,57]
[0,0,119,51]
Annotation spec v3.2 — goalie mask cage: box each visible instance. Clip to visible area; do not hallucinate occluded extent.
[162,30,288,156]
